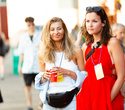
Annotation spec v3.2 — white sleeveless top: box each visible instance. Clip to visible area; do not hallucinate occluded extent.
[45,52,78,94]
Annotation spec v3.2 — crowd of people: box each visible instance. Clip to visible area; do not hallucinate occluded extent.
[0,5,125,110]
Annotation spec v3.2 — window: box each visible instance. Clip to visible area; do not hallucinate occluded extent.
[58,0,77,9]
[0,0,6,6]
[1,0,6,2]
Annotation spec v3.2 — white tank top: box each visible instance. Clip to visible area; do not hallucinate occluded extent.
[45,52,78,93]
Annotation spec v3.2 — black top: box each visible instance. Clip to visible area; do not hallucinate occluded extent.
[0,37,4,47]
[0,37,4,56]
[30,35,33,41]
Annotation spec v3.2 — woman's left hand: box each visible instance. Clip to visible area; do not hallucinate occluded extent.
[52,67,77,80]
[51,67,68,76]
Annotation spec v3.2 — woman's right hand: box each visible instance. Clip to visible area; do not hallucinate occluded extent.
[40,70,51,83]
[18,65,22,75]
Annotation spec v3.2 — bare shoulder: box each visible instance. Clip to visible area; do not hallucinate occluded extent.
[73,45,84,64]
[74,45,82,54]
[108,37,121,51]
[82,43,87,54]
[108,37,119,45]
[82,43,87,49]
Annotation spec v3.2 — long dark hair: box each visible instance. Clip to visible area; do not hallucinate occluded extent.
[82,6,112,45]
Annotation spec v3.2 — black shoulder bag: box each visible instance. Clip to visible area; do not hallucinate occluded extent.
[86,41,101,61]
[46,88,78,108]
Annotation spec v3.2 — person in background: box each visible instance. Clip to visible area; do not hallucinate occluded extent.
[0,28,6,80]
[75,30,85,47]
[112,23,125,109]
[123,36,125,47]
[76,6,125,110]
[35,17,87,110]
[112,23,125,53]
[71,24,79,40]
[18,17,42,110]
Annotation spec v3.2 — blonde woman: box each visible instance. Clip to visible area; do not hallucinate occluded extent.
[35,17,87,110]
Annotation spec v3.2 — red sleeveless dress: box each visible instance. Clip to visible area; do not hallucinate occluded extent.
[76,44,123,110]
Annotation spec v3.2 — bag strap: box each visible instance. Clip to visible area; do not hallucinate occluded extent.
[86,41,101,61]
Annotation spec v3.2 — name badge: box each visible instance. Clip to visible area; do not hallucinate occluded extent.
[94,63,104,80]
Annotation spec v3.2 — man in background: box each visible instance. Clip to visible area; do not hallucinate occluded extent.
[18,17,42,110]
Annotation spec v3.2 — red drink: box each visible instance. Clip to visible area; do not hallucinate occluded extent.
[47,69,63,82]
[49,72,57,82]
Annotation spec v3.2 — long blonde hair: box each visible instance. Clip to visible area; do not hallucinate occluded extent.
[38,17,75,63]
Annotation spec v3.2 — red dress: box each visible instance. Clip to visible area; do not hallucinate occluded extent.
[76,44,123,110]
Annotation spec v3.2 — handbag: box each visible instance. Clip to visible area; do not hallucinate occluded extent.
[46,88,78,108]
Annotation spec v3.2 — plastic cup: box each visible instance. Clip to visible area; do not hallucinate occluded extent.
[49,72,57,82]
[47,69,63,82]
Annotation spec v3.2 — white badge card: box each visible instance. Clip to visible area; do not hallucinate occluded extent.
[94,63,104,80]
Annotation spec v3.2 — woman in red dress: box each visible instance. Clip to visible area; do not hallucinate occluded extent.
[76,6,125,110]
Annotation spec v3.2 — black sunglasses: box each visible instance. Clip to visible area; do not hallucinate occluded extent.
[86,6,102,12]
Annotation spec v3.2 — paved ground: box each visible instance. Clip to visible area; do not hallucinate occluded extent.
[0,50,41,110]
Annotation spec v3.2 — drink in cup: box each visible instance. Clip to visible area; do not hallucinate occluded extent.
[48,69,63,82]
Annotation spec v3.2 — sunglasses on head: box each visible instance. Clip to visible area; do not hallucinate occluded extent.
[86,6,102,12]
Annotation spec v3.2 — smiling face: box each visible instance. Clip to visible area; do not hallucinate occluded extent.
[50,22,64,43]
[86,12,105,36]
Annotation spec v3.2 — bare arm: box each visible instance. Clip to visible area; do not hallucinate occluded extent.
[82,43,87,64]
[18,54,24,75]
[38,59,50,84]
[75,30,83,47]
[75,46,85,71]
[109,38,125,101]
